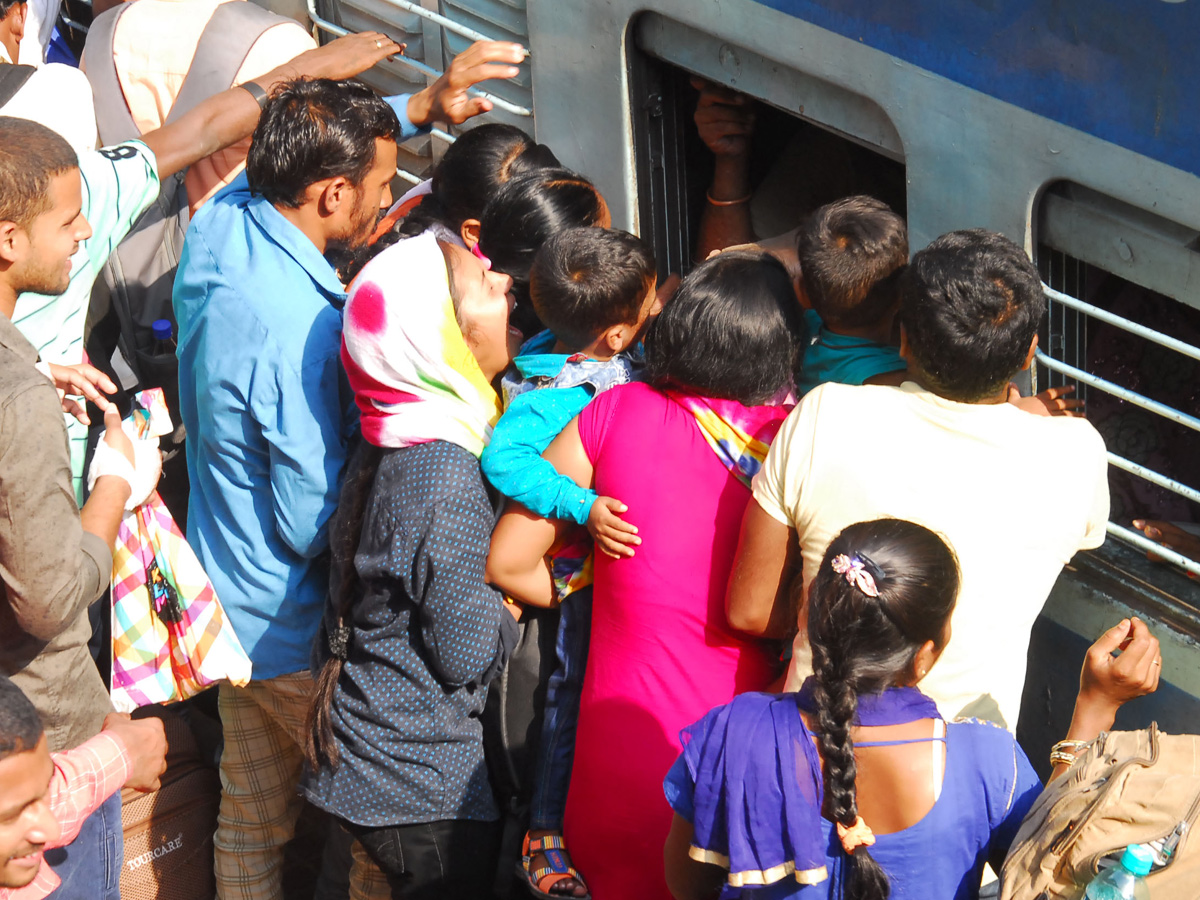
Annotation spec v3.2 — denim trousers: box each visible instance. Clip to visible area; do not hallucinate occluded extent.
[44,792,122,900]
[344,818,501,899]
[529,587,592,831]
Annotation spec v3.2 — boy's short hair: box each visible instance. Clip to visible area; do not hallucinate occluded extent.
[796,195,908,329]
[0,676,43,761]
[0,117,78,228]
[530,227,656,351]
[900,228,1045,402]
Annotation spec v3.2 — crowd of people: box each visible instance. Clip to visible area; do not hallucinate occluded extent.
[0,4,1171,900]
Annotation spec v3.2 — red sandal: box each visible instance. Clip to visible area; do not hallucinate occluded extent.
[519,832,591,900]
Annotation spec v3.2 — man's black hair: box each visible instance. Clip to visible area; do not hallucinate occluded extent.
[246,78,401,209]
[0,117,77,228]
[796,195,908,329]
[645,251,802,405]
[0,675,43,761]
[530,227,655,351]
[899,228,1045,402]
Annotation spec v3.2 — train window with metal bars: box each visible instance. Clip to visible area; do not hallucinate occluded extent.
[1036,182,1200,605]
[629,21,905,281]
[310,0,534,184]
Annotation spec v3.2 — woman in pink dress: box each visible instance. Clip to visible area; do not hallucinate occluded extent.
[488,252,803,900]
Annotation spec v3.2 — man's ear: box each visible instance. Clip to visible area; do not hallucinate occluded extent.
[460,218,481,250]
[1020,333,1039,371]
[10,2,27,41]
[0,220,24,265]
[317,176,353,217]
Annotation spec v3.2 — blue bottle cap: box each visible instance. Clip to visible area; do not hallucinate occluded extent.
[151,319,173,341]
[1120,843,1154,877]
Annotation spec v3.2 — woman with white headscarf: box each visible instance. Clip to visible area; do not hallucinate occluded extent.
[300,230,522,899]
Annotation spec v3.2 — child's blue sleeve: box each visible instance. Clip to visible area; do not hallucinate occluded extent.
[481,385,600,526]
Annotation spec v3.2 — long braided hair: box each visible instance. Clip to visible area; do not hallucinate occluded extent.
[806,519,959,900]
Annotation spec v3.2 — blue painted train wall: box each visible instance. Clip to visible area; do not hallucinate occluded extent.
[750,0,1200,177]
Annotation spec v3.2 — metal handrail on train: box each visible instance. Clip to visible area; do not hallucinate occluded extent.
[1037,284,1200,580]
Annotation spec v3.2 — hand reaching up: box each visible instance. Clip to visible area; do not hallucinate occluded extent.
[406,41,526,127]
[588,496,640,559]
[1078,617,1162,722]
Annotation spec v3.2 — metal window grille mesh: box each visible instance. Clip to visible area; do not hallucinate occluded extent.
[1037,249,1200,580]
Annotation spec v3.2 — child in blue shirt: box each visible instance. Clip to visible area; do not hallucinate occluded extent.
[482,226,658,900]
[795,195,909,394]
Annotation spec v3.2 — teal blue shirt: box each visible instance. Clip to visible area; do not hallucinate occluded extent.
[797,309,906,395]
[482,331,640,526]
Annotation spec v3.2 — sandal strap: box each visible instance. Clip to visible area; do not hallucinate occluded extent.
[531,865,583,882]
[526,834,567,853]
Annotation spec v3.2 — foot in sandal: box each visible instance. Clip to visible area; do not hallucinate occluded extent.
[520,830,590,899]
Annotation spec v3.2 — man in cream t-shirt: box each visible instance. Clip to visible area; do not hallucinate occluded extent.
[732,229,1109,730]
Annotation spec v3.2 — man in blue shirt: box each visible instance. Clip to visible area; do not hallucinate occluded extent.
[172,42,525,900]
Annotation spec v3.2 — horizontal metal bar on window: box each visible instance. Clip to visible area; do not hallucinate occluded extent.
[306,0,533,117]
[59,14,88,33]
[376,0,491,44]
[1107,453,1200,507]
[1044,284,1200,364]
[1035,351,1200,434]
[1106,522,1200,579]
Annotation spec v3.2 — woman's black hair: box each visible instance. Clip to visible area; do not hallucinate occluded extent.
[339,123,558,282]
[305,438,384,770]
[478,167,609,336]
[806,519,960,900]
[399,123,559,240]
[643,251,802,405]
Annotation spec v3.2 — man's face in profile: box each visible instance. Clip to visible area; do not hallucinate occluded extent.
[0,733,60,888]
[7,167,92,297]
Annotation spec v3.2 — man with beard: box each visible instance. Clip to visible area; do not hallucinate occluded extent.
[171,62,520,899]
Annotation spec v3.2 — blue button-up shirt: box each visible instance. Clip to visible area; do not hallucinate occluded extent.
[173,173,355,678]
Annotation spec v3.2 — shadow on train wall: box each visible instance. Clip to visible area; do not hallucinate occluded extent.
[748,0,1200,176]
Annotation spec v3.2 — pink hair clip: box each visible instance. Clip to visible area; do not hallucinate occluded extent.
[471,242,492,270]
[831,554,880,598]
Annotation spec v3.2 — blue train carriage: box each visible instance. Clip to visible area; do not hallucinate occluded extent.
[312,0,1200,768]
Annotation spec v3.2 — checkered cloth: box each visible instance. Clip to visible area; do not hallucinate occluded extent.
[109,389,251,712]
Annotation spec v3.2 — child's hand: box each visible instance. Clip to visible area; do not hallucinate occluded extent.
[588,496,641,559]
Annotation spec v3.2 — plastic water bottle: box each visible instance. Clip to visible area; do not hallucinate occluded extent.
[151,319,176,356]
[1083,844,1153,900]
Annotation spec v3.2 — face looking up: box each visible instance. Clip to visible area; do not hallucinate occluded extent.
[443,242,518,382]
[2,168,91,297]
[0,734,60,889]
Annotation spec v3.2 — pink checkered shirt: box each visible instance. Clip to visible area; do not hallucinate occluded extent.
[0,732,131,900]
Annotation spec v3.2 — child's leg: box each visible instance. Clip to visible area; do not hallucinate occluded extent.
[529,587,592,830]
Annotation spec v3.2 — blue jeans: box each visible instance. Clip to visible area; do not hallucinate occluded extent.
[44,791,122,900]
[529,587,592,831]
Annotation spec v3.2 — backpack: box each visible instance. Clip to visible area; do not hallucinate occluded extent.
[999,724,1200,900]
[82,0,289,395]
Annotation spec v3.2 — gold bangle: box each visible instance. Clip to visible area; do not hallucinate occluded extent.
[706,189,752,207]
[1050,751,1079,768]
[1051,739,1091,755]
